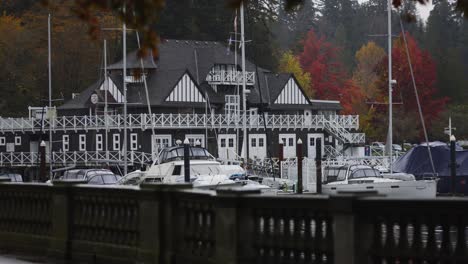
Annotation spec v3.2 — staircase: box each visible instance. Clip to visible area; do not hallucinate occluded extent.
[323,118,365,145]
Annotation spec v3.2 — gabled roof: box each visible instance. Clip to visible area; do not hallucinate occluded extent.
[107,50,157,69]
[59,39,321,111]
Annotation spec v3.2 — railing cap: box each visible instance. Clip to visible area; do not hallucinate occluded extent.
[216,187,261,196]
[140,182,193,191]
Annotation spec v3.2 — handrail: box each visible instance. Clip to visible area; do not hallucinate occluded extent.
[0,113,360,133]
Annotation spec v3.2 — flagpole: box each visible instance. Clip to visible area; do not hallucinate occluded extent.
[123,7,128,175]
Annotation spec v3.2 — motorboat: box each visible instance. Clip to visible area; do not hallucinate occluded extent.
[119,145,271,191]
[322,164,436,198]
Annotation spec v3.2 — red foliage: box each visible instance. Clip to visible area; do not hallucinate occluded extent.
[299,30,346,100]
[340,80,365,114]
[388,33,448,127]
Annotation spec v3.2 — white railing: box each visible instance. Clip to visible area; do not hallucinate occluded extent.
[0,113,360,133]
[323,117,365,144]
[206,70,255,85]
[324,145,342,158]
[323,156,391,169]
[0,151,153,167]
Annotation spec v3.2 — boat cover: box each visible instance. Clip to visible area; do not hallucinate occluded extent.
[393,141,468,177]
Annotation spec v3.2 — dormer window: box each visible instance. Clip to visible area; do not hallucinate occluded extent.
[206,64,255,86]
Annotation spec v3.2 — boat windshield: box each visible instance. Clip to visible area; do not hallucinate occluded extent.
[324,167,348,183]
[349,168,381,179]
[171,164,221,176]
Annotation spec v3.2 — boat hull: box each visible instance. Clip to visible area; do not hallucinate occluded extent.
[323,180,437,198]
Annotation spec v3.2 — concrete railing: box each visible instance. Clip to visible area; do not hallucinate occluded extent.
[3,183,464,263]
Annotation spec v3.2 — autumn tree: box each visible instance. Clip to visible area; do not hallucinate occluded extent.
[374,33,448,141]
[353,41,386,100]
[298,30,346,100]
[278,50,313,97]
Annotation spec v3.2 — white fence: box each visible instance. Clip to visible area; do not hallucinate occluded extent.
[0,151,152,167]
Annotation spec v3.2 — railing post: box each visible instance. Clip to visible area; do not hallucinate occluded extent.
[47,181,77,261]
[137,183,192,264]
[214,189,259,264]
[331,195,373,264]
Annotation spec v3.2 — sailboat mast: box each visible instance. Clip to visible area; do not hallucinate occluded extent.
[123,12,128,175]
[48,14,53,179]
[388,0,393,173]
[240,2,248,162]
[104,39,109,160]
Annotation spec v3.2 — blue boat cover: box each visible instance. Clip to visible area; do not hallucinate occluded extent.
[393,141,468,177]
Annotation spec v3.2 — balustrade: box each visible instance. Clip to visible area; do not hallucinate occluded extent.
[0,113,360,133]
[4,182,464,263]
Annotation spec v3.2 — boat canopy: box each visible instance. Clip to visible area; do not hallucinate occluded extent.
[393,141,468,177]
[158,146,214,164]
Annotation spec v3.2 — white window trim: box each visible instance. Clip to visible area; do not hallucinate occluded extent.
[130,133,138,151]
[96,134,103,151]
[0,137,5,146]
[79,135,86,151]
[14,136,21,146]
[62,135,69,151]
[113,134,120,151]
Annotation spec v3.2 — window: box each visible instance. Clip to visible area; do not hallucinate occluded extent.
[96,134,103,151]
[172,165,182,176]
[62,135,69,151]
[220,138,226,148]
[251,138,256,147]
[0,137,5,146]
[14,136,21,146]
[228,138,234,148]
[113,134,120,151]
[309,138,315,147]
[79,135,86,151]
[130,133,138,150]
[289,138,294,147]
[259,138,264,147]
[88,175,104,185]
[281,138,286,145]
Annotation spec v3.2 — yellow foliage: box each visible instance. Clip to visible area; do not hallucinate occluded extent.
[278,51,313,97]
[352,41,386,99]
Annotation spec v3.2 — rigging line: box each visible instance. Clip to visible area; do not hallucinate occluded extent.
[135,31,156,162]
[399,16,437,175]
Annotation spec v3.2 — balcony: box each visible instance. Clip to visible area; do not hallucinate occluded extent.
[206,70,255,86]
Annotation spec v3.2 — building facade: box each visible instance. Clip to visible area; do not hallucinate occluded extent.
[0,39,364,174]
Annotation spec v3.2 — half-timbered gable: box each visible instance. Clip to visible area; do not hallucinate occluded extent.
[165,72,206,103]
[273,77,309,105]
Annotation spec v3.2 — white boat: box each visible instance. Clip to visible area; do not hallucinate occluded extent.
[118,145,272,191]
[322,165,436,198]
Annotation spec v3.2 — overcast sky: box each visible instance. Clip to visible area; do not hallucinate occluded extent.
[357,0,434,21]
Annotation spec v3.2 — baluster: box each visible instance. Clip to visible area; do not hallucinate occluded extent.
[398,217,410,264]
[439,216,452,259]
[454,215,467,260]
[425,217,438,261]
